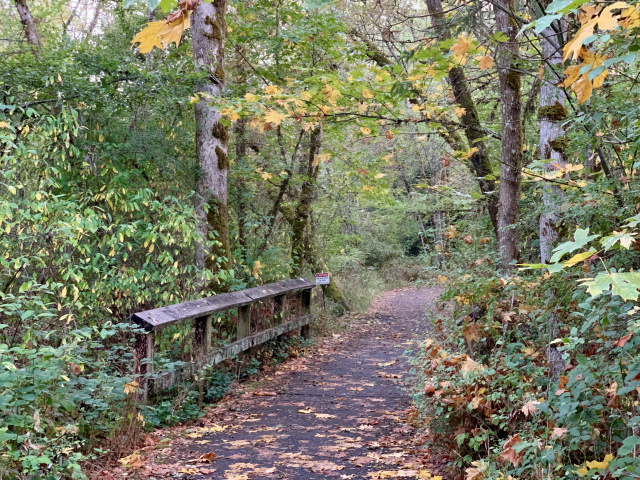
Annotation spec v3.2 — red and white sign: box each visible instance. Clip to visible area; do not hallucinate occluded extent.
[315,272,330,285]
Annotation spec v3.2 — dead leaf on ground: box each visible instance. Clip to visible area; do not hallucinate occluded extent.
[498,434,523,466]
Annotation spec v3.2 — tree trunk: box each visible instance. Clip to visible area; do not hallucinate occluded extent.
[290,126,322,278]
[495,0,523,270]
[191,0,232,280]
[538,23,567,264]
[425,0,499,236]
[14,0,41,53]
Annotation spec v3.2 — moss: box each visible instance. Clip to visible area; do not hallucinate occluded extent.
[211,122,228,143]
[205,197,231,275]
[506,70,520,92]
[214,63,225,82]
[204,15,223,42]
[549,136,569,155]
[538,101,568,122]
[215,146,228,170]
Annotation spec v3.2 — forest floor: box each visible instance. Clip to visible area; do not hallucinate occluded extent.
[104,287,449,480]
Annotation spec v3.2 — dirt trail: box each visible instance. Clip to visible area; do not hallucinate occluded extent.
[119,287,444,480]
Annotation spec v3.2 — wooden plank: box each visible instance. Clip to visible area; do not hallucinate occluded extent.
[237,305,251,340]
[132,278,314,331]
[149,314,314,395]
[133,331,154,403]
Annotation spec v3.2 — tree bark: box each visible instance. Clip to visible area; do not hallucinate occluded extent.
[494,0,523,270]
[191,0,232,280]
[538,23,567,264]
[14,0,42,54]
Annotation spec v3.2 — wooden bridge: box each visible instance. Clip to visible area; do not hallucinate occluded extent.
[131,278,316,401]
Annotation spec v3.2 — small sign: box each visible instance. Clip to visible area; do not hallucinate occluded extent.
[315,272,330,285]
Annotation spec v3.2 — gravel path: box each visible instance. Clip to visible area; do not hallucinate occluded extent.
[111,287,445,480]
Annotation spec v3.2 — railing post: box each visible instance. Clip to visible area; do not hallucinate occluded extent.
[195,315,212,357]
[134,330,155,403]
[300,288,311,339]
[237,305,251,340]
[273,294,285,325]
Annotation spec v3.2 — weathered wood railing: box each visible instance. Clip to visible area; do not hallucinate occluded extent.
[132,278,315,400]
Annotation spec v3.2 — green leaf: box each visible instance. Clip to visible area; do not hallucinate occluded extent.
[533,14,562,34]
[581,272,640,301]
[602,231,636,251]
[546,0,589,14]
[549,228,600,263]
[159,0,174,12]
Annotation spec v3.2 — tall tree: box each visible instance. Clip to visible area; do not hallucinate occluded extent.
[494,0,523,269]
[424,0,499,235]
[538,23,568,264]
[14,0,41,53]
[191,0,232,279]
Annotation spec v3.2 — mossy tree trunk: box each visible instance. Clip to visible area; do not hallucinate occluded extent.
[538,21,568,264]
[495,0,523,270]
[425,0,499,236]
[192,0,232,282]
[280,126,348,310]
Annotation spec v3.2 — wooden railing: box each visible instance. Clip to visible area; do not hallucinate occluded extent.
[132,278,315,400]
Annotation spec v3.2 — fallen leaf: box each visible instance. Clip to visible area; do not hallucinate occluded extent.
[499,434,523,467]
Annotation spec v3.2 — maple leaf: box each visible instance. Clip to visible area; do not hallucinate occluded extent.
[322,84,341,105]
[572,75,593,104]
[461,357,485,374]
[131,12,191,54]
[360,126,371,135]
[521,400,540,416]
[454,107,467,117]
[264,85,280,94]
[264,110,286,126]
[477,55,494,70]
[450,35,473,64]
[118,453,144,468]
[123,380,138,395]
[552,427,568,439]
[362,89,374,99]
[312,152,331,167]
[199,451,217,462]
[499,435,523,466]
[463,323,482,342]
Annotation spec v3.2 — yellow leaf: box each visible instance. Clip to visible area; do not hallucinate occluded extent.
[563,18,596,61]
[477,55,494,70]
[123,381,139,395]
[244,93,258,102]
[0,121,8,128]
[321,84,341,105]
[572,75,593,104]
[264,85,280,94]
[301,91,312,101]
[450,35,473,64]
[374,173,385,179]
[261,172,272,180]
[575,465,589,475]
[298,409,314,414]
[586,453,614,470]
[460,147,479,159]
[562,65,582,88]
[362,89,374,99]
[564,250,594,267]
[407,73,426,81]
[360,126,371,135]
[454,107,466,117]
[313,153,331,166]
[252,260,262,279]
[461,357,485,374]
[521,400,540,416]
[598,2,629,29]
[264,110,286,125]
[438,274,448,284]
[362,185,374,192]
[131,12,191,54]
[61,286,67,298]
